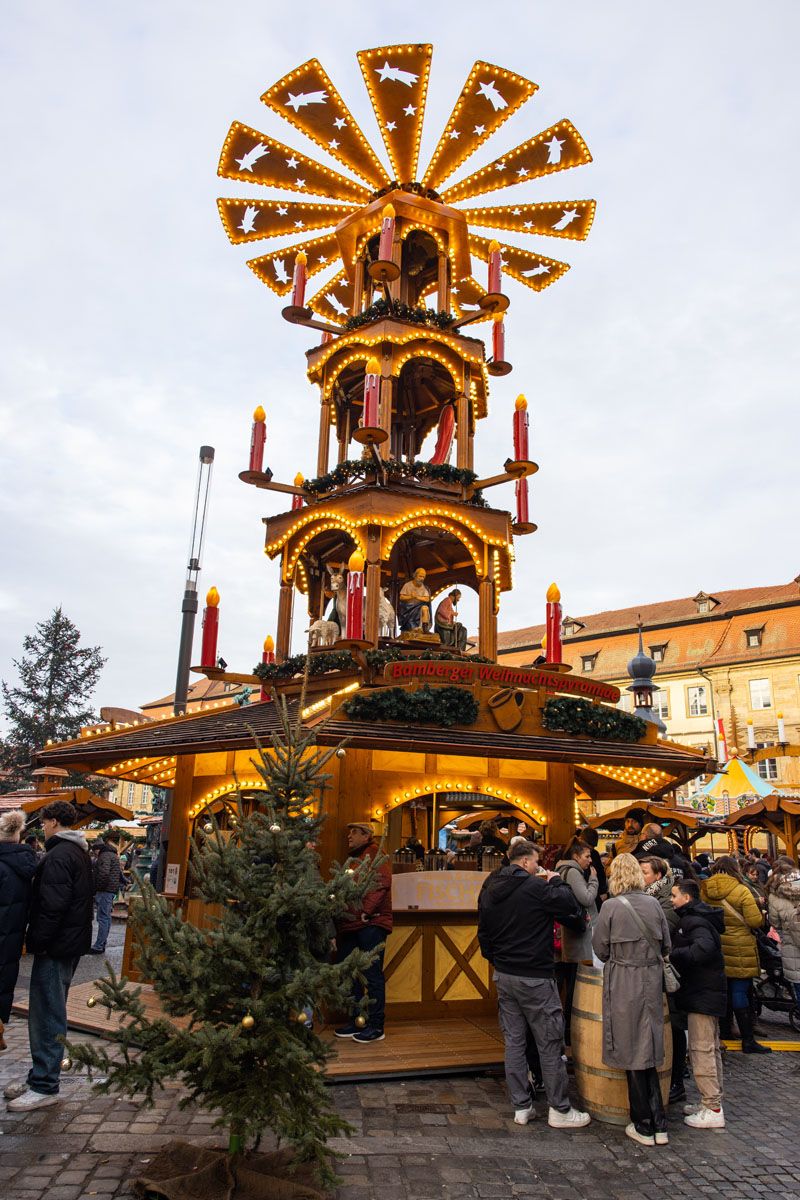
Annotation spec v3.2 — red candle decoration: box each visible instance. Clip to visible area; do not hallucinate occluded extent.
[320,331,333,345]
[430,403,455,465]
[378,203,395,263]
[292,472,304,511]
[515,477,529,525]
[363,356,381,428]
[249,406,266,472]
[260,634,275,702]
[545,583,563,664]
[291,250,307,308]
[345,550,365,640]
[492,312,505,363]
[200,587,220,668]
[488,239,502,294]
[513,393,528,461]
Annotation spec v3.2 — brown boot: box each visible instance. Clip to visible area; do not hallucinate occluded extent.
[0,1021,7,1051]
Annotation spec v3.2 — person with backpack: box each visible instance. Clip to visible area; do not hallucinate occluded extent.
[554,838,598,1047]
[90,830,123,955]
[669,878,727,1129]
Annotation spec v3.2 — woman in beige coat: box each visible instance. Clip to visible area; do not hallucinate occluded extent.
[592,853,672,1148]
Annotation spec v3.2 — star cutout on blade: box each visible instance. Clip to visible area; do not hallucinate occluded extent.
[238,205,258,234]
[333,117,347,129]
[386,121,397,132]
[404,104,417,116]
[276,205,288,215]
[494,160,505,171]
[449,129,460,140]
[294,220,303,228]
[473,124,486,136]
[523,220,533,228]
[476,80,507,110]
[545,135,565,164]
[285,90,328,111]
[236,143,269,172]
[286,155,299,169]
[329,138,340,149]
[295,178,306,187]
[513,207,521,215]
[517,167,529,177]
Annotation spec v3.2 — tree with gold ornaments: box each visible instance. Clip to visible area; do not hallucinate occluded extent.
[68,701,379,1190]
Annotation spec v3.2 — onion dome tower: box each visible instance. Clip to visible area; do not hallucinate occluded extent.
[217,45,595,661]
[627,623,666,734]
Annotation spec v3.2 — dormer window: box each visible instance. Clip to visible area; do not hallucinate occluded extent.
[650,643,667,663]
[745,627,764,649]
[581,653,598,673]
[693,591,719,615]
[562,616,585,638]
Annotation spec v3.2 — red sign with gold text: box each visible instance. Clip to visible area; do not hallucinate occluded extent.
[384,659,621,704]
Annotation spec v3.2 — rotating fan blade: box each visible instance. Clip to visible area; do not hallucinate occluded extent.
[448,276,492,323]
[357,43,433,184]
[422,61,537,191]
[308,269,357,324]
[247,232,342,296]
[470,235,570,293]
[442,120,592,204]
[261,58,389,189]
[218,121,369,203]
[217,198,357,245]
[459,199,596,241]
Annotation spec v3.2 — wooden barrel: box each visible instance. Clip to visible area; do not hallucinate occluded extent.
[571,964,672,1125]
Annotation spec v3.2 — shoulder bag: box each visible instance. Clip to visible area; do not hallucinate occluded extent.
[618,895,681,993]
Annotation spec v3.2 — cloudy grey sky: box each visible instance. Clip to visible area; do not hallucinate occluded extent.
[1,1,798,719]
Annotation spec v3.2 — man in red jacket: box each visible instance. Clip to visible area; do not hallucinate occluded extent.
[334,822,392,1044]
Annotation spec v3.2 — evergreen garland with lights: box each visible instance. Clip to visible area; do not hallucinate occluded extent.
[343,296,455,332]
[343,684,478,727]
[542,697,647,743]
[254,648,493,683]
[66,700,380,1189]
[302,458,487,507]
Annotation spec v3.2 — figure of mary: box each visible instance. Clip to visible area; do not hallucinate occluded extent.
[398,568,432,633]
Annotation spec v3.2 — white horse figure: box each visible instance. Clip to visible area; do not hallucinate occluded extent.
[308,569,396,645]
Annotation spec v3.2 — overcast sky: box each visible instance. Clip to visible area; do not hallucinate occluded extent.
[1,1,798,720]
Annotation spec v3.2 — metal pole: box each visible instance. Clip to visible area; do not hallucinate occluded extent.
[173,446,215,716]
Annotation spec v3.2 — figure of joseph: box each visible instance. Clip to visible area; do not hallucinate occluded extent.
[398,568,432,633]
[434,588,467,652]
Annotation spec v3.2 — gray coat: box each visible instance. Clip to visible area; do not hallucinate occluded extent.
[768,877,800,983]
[592,890,672,1070]
[556,859,598,962]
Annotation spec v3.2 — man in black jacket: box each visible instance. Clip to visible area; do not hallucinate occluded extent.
[669,879,727,1130]
[90,830,123,954]
[634,822,694,879]
[6,800,93,1112]
[478,839,590,1130]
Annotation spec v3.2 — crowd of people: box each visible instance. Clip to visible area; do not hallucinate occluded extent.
[0,801,125,1113]
[476,812,800,1146]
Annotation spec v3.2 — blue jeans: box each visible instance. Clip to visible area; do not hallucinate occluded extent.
[27,955,81,1095]
[338,925,387,1032]
[93,891,115,951]
[728,977,751,1008]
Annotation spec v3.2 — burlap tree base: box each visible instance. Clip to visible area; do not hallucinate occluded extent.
[133,1142,327,1200]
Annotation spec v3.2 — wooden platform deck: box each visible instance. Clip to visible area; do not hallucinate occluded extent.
[13,980,505,1082]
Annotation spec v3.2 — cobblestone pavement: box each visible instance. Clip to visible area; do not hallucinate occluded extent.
[0,1005,798,1200]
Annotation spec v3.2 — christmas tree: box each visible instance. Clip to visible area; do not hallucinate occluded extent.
[1,606,106,790]
[68,701,379,1190]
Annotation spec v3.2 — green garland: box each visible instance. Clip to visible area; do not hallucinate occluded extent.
[303,458,487,506]
[343,297,455,332]
[254,647,493,681]
[542,697,647,743]
[365,647,493,669]
[343,685,478,727]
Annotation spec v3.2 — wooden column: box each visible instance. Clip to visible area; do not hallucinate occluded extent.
[456,391,469,470]
[544,763,576,844]
[318,748,375,871]
[379,358,393,460]
[478,576,496,660]
[276,564,294,662]
[364,525,382,645]
[338,405,351,464]
[352,259,365,316]
[437,250,450,312]
[317,396,332,476]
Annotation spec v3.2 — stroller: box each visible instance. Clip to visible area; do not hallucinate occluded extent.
[752,930,800,1033]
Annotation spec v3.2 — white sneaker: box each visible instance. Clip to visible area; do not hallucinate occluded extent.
[3,1081,27,1101]
[683,1101,702,1115]
[548,1105,591,1129]
[625,1122,655,1146]
[6,1089,58,1113]
[684,1105,725,1130]
[514,1105,534,1125]
[654,1131,669,1145]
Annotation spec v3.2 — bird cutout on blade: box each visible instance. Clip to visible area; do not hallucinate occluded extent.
[422,61,537,190]
[469,235,570,293]
[358,44,433,183]
[458,199,596,242]
[261,59,388,189]
[217,198,358,246]
[308,269,357,325]
[218,121,369,204]
[442,120,592,204]
[247,231,341,296]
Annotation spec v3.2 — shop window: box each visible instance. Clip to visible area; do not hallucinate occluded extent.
[755,742,778,782]
[653,689,670,719]
[749,678,772,710]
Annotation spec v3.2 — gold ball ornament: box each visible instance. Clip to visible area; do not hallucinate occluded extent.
[354,1015,367,1029]
[296,1011,310,1024]
[270,824,281,833]
[336,748,346,759]
[202,822,214,834]
[61,1056,72,1071]
[86,996,98,1008]
[345,867,355,875]
[241,1014,255,1030]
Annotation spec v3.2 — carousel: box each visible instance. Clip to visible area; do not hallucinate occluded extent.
[36,45,711,1069]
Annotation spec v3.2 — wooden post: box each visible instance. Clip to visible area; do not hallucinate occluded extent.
[478,576,496,660]
[276,571,294,663]
[352,258,365,316]
[437,250,450,312]
[544,763,576,844]
[365,526,382,645]
[165,753,196,897]
[379,363,393,461]
[456,391,469,470]
[317,396,332,476]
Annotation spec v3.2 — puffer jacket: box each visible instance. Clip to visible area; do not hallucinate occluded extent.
[0,842,38,1022]
[93,843,123,893]
[27,830,94,959]
[701,872,762,978]
[555,859,598,962]
[768,873,800,984]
